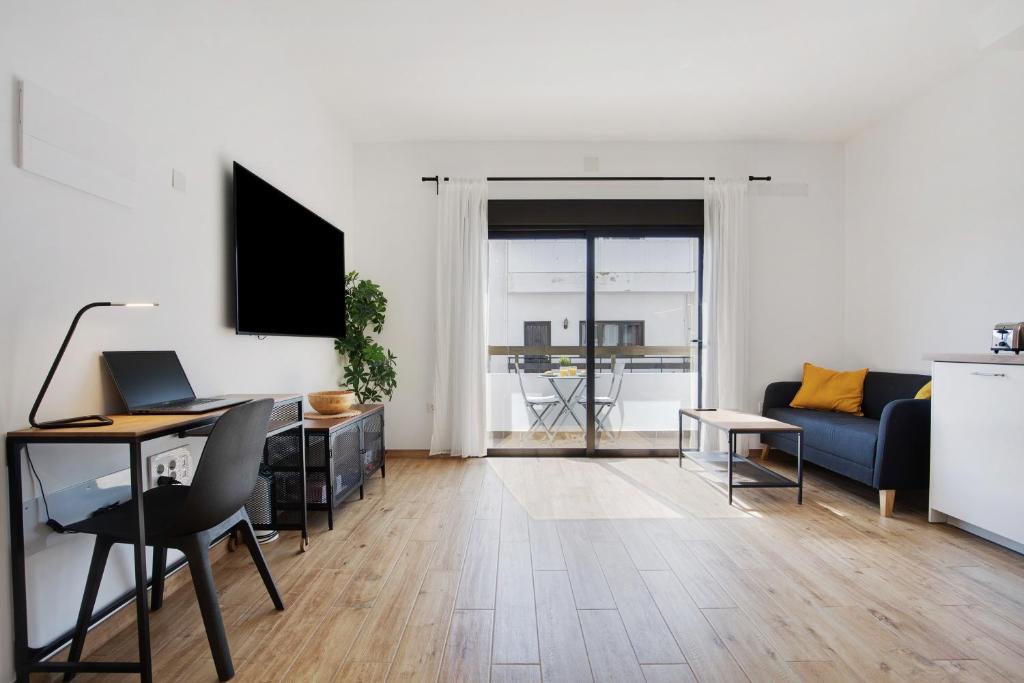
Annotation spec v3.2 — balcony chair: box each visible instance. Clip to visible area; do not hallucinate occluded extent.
[64,399,284,682]
[579,357,626,434]
[513,355,560,441]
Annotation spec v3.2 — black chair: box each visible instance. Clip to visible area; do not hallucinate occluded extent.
[65,398,284,682]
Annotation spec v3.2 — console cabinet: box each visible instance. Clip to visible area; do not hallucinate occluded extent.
[303,404,385,529]
[243,396,308,549]
[930,357,1024,550]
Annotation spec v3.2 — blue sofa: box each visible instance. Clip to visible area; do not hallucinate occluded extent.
[760,371,931,516]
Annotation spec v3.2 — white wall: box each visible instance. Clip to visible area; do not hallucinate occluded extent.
[353,141,847,448]
[844,51,1024,371]
[0,2,353,672]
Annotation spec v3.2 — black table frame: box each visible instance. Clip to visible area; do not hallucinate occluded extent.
[678,409,804,505]
[5,396,301,682]
[6,423,210,682]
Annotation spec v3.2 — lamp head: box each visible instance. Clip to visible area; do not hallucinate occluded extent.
[110,302,159,307]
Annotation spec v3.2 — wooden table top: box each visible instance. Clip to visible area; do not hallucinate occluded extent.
[303,404,383,433]
[680,408,802,433]
[7,394,301,441]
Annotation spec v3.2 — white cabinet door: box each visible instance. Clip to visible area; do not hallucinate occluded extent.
[931,362,1024,545]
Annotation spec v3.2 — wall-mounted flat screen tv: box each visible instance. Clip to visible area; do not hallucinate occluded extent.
[234,162,345,338]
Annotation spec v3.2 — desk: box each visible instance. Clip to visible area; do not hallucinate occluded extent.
[5,394,300,683]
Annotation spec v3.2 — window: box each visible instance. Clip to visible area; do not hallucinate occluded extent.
[579,321,645,347]
[522,321,552,372]
[523,321,551,347]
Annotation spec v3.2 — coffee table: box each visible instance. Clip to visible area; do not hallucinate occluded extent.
[678,408,804,504]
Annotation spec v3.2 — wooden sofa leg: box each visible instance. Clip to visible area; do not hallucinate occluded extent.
[760,445,770,460]
[879,489,895,518]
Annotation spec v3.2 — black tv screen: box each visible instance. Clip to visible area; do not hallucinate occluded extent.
[234,162,345,338]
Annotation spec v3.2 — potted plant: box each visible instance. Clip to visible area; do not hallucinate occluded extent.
[559,355,574,377]
[334,271,398,404]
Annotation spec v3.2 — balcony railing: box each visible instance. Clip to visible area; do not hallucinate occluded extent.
[489,345,696,373]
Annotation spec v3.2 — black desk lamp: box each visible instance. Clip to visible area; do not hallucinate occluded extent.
[29,301,158,429]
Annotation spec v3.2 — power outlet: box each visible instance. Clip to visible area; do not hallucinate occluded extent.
[147,446,192,488]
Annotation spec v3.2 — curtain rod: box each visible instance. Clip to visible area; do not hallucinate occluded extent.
[421,175,771,194]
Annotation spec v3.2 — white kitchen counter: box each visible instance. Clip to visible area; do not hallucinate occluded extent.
[924,352,1024,365]
[927,356,1024,554]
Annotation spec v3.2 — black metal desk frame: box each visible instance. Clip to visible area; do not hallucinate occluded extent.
[5,396,300,682]
[678,409,804,505]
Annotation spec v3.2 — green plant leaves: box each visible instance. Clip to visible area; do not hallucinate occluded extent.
[335,271,398,404]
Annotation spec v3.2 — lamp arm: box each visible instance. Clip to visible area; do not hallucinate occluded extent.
[28,302,112,428]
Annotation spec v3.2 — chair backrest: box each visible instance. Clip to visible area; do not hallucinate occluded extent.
[512,354,532,400]
[177,398,274,534]
[609,357,627,401]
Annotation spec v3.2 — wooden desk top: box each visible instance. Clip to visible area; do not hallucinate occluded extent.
[680,408,802,433]
[7,394,301,441]
[303,404,383,433]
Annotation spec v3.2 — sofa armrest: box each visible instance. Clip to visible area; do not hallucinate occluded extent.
[762,382,801,414]
[873,398,931,490]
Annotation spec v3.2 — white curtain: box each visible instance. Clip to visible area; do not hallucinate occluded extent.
[430,178,489,457]
[702,179,751,450]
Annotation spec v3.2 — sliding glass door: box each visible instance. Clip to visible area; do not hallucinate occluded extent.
[487,238,589,451]
[592,236,700,452]
[486,200,703,456]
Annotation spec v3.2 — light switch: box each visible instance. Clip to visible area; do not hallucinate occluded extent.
[171,168,186,192]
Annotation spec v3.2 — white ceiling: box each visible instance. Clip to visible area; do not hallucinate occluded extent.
[243,0,996,142]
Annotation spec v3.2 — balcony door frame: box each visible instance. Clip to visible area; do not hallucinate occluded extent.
[488,199,704,457]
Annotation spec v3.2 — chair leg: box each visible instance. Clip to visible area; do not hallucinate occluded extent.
[64,537,113,682]
[181,533,234,681]
[526,403,554,441]
[537,404,556,439]
[151,545,167,611]
[879,489,896,518]
[236,517,285,610]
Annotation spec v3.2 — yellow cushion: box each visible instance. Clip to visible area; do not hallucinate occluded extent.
[790,363,869,415]
[914,380,932,400]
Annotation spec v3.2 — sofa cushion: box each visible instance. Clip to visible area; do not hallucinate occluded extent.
[914,380,932,400]
[790,363,868,415]
[764,406,880,469]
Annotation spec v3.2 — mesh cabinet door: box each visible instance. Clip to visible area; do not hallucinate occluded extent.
[268,400,302,433]
[244,464,275,528]
[360,411,384,477]
[332,423,362,505]
[270,426,305,526]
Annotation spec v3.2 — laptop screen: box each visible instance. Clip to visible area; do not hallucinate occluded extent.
[102,351,196,410]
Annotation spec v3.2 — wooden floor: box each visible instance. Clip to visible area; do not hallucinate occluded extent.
[64,455,1024,683]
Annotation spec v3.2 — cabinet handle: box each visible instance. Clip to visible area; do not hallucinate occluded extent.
[970,371,1006,377]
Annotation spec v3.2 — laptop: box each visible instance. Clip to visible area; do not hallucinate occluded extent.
[102,351,250,414]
